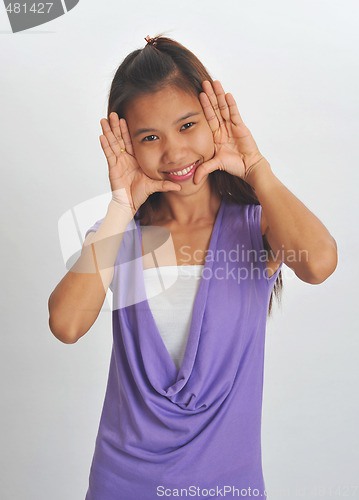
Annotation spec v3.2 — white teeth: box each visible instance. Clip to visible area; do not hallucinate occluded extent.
[169,162,196,176]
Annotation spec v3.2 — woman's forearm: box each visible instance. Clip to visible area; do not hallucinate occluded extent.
[246,158,338,283]
[48,201,135,343]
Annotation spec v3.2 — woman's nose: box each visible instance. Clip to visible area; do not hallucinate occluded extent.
[161,135,187,165]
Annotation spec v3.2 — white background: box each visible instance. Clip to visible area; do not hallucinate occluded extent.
[1,1,358,499]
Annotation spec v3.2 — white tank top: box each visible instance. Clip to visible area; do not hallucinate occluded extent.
[143,265,204,370]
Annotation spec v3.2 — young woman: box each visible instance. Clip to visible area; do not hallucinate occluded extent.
[48,35,338,499]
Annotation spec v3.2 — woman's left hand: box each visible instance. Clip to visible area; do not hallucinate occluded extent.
[194,80,265,185]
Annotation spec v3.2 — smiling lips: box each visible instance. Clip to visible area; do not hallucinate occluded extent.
[164,161,199,181]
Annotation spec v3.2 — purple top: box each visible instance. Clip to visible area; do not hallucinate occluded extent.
[84,198,283,499]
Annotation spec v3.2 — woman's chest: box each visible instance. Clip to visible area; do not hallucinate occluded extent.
[140,222,214,269]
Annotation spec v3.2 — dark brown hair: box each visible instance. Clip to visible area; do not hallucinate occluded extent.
[107,35,283,316]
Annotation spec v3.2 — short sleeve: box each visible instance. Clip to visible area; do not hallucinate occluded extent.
[249,204,283,286]
[85,217,105,239]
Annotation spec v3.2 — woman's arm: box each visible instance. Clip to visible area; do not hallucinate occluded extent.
[248,158,338,284]
[48,201,135,344]
[196,80,338,285]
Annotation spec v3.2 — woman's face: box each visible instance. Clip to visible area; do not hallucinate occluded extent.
[124,86,215,190]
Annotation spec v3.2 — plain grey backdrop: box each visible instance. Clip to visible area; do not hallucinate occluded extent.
[1,0,358,498]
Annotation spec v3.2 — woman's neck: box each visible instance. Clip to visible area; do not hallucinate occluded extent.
[153,181,222,226]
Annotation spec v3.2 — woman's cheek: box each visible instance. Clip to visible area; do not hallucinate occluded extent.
[131,145,146,170]
[196,128,215,161]
[133,144,148,167]
[133,147,159,178]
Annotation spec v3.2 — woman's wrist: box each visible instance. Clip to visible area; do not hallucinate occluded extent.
[108,198,136,219]
[243,157,273,189]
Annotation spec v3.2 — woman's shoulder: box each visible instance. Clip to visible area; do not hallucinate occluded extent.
[221,198,260,223]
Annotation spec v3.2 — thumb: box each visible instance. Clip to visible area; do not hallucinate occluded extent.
[148,179,182,195]
[194,157,222,185]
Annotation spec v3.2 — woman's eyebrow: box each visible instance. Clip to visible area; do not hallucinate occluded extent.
[133,112,201,138]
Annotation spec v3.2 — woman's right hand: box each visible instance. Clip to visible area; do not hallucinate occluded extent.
[99,112,181,214]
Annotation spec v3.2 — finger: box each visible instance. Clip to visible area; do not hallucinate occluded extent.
[194,157,222,185]
[119,118,135,156]
[109,112,127,151]
[99,134,117,169]
[202,80,225,129]
[212,81,231,122]
[225,93,245,127]
[148,179,182,195]
[199,92,219,133]
[100,115,123,157]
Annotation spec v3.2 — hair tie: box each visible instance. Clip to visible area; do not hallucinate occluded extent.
[144,35,157,47]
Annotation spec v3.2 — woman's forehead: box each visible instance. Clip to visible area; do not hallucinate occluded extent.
[127,87,202,125]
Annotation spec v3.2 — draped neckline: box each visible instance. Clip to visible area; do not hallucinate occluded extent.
[133,197,226,396]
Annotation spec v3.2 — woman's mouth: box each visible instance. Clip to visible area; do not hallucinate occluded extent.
[164,161,199,182]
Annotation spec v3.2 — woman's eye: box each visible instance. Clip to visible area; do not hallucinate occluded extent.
[181,122,195,130]
[142,135,158,142]
[142,123,195,142]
